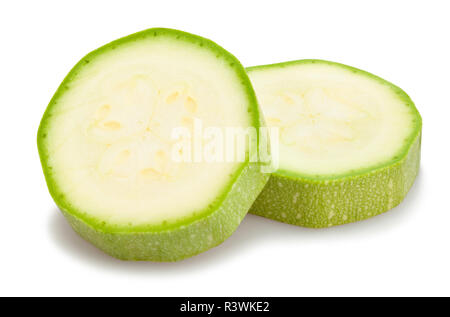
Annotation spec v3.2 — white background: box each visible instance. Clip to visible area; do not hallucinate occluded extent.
[1,0,449,297]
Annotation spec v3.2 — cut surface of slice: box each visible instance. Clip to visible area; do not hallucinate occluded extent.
[247,60,421,227]
[38,28,269,260]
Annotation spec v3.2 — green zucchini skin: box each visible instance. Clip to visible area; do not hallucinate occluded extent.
[64,162,268,261]
[250,132,420,228]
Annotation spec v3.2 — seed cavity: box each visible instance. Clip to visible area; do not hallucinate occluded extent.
[283,95,294,104]
[155,150,166,162]
[267,117,281,124]
[184,96,197,113]
[140,168,164,180]
[166,92,179,104]
[96,104,111,121]
[103,121,121,130]
[115,150,130,165]
[181,116,193,126]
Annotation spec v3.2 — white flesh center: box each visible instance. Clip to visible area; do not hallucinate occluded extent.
[248,63,414,176]
[45,38,250,225]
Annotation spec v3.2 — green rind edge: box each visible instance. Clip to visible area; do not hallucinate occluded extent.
[65,161,268,261]
[37,28,269,260]
[247,59,422,227]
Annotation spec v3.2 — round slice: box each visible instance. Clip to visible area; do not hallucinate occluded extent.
[247,60,421,228]
[38,28,269,261]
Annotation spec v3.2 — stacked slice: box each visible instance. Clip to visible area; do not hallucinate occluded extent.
[248,60,421,227]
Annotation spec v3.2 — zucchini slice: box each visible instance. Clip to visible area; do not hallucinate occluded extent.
[38,28,268,260]
[247,60,421,227]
